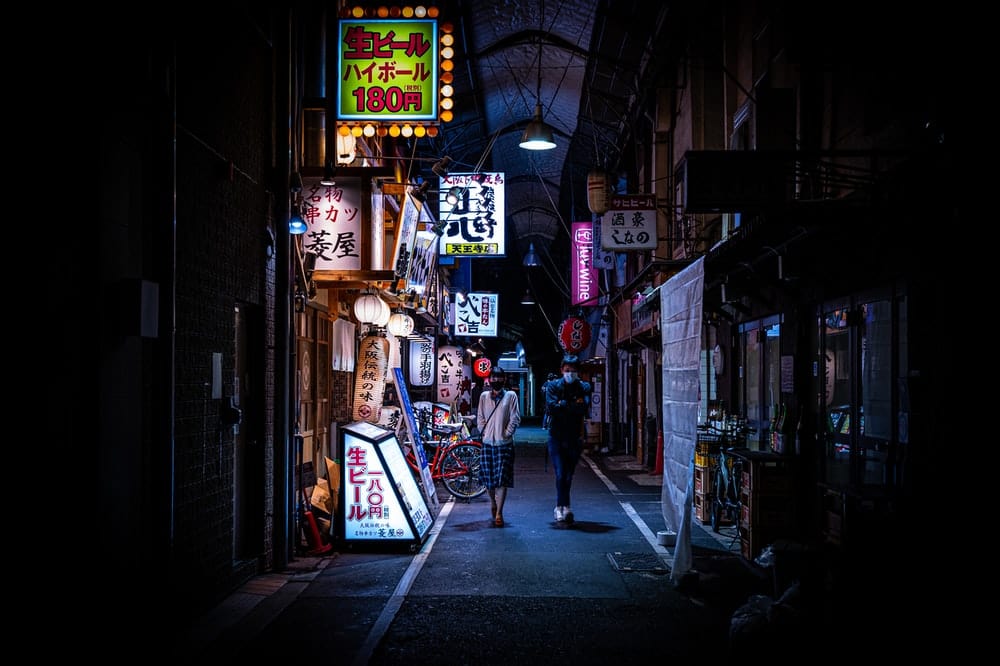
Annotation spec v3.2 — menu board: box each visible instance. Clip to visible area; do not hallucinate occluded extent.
[339,421,432,547]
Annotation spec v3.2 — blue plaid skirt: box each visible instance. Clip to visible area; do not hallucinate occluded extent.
[478,442,515,488]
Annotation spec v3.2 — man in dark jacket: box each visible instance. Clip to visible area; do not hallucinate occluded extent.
[544,355,592,524]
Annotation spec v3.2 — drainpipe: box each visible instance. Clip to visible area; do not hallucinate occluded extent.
[273,7,293,569]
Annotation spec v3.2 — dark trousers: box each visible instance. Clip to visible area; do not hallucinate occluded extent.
[547,434,582,507]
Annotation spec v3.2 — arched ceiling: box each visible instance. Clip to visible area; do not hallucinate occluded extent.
[379,0,675,361]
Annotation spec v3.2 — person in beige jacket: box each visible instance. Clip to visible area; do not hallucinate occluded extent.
[476,367,521,527]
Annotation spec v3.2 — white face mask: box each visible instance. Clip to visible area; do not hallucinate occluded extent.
[563,372,578,383]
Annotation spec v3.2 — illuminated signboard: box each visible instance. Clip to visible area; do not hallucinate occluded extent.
[437,172,506,257]
[339,421,433,547]
[337,19,439,122]
[601,194,658,251]
[453,292,498,338]
[571,221,597,306]
[301,177,362,271]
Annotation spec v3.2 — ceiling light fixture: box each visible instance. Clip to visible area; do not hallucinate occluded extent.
[520,8,556,151]
[289,202,307,235]
[523,242,541,267]
[520,289,535,305]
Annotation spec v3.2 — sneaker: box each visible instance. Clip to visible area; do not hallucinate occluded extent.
[553,506,565,522]
[563,507,574,524]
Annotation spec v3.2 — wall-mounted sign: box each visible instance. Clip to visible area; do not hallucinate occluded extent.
[437,172,506,257]
[436,345,464,403]
[336,19,439,123]
[405,230,438,295]
[392,192,422,279]
[302,177,362,271]
[601,193,657,251]
[572,221,598,306]
[592,216,615,271]
[453,292,498,338]
[338,421,432,548]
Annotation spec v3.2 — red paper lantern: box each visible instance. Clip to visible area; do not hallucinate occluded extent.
[473,357,492,378]
[558,316,591,354]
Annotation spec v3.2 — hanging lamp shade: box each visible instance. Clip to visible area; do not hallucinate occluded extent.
[523,242,540,267]
[587,170,610,215]
[387,310,415,337]
[354,289,387,324]
[373,297,391,327]
[519,104,556,150]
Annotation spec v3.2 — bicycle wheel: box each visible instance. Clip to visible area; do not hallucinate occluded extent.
[710,464,725,533]
[440,443,486,499]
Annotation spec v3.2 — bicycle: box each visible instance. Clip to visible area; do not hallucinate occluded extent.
[699,420,752,535]
[405,411,487,500]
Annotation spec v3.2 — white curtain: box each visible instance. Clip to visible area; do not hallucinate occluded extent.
[659,257,704,583]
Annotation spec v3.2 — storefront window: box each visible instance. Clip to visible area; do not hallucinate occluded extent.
[823,307,851,486]
[860,299,892,485]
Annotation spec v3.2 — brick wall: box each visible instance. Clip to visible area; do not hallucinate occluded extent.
[169,10,276,612]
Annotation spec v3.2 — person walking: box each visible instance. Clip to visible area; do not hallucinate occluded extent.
[544,354,592,524]
[476,366,521,527]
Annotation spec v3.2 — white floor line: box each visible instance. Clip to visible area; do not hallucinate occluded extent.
[352,497,455,666]
[583,454,670,559]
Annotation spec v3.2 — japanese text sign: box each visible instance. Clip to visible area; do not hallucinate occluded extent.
[302,177,362,270]
[453,292,498,338]
[601,193,657,251]
[337,19,439,122]
[437,172,506,257]
[408,337,435,387]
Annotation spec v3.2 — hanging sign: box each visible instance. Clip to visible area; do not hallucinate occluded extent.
[473,357,492,378]
[405,230,438,295]
[601,193,657,251]
[301,177,362,271]
[558,316,592,354]
[352,335,388,422]
[392,192,423,280]
[408,337,435,387]
[393,368,438,506]
[572,221,598,306]
[437,172,506,257]
[436,345,464,403]
[453,292,498,338]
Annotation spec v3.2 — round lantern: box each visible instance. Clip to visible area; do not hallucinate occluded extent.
[387,310,415,337]
[587,169,610,215]
[354,289,387,324]
[558,316,592,354]
[473,356,492,378]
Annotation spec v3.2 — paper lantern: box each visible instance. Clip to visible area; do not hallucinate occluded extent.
[352,335,389,422]
[473,356,492,378]
[354,290,387,325]
[435,344,462,401]
[558,316,592,354]
[587,170,610,215]
[387,311,415,337]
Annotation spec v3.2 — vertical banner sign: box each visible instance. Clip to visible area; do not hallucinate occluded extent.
[408,337,435,387]
[437,172,506,257]
[405,230,438,295]
[601,194,657,251]
[592,216,615,271]
[572,221,598,306]
[453,292,499,338]
[392,193,422,280]
[436,345,464,403]
[371,186,385,269]
[302,177,362,271]
[352,336,388,422]
[337,19,439,123]
[590,377,603,422]
[393,368,438,506]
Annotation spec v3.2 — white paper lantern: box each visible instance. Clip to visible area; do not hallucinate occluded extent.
[354,290,387,324]
[387,311,415,337]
